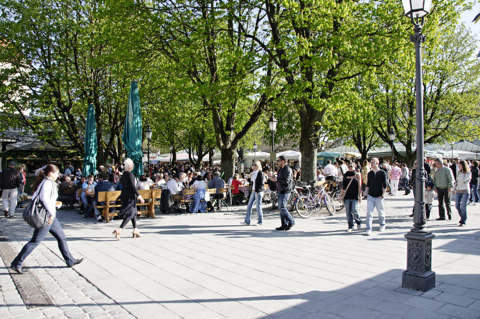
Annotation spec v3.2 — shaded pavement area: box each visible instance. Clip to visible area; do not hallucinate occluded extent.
[1,193,480,318]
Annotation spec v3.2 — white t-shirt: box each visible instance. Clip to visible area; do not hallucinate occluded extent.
[324,164,337,177]
[167,179,182,195]
[251,170,258,191]
[192,180,207,189]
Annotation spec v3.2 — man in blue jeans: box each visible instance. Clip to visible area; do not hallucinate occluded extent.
[271,156,295,231]
[364,158,387,236]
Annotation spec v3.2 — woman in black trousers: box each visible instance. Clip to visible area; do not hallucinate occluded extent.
[112,158,144,240]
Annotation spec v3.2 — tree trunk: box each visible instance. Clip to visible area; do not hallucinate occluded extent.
[220,148,235,182]
[209,149,214,168]
[298,106,322,183]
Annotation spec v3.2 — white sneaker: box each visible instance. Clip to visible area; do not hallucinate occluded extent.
[254,223,262,226]
[365,231,371,236]
[96,215,102,221]
[357,224,361,230]
[347,228,354,232]
[240,222,249,226]
[379,226,386,232]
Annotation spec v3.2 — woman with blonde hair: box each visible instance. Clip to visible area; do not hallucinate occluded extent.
[241,160,265,226]
[112,158,145,239]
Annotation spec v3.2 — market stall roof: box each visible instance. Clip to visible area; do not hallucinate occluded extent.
[0,140,80,159]
[316,151,345,158]
[277,150,301,160]
[245,151,271,160]
[325,146,361,157]
[211,152,238,161]
[448,141,480,152]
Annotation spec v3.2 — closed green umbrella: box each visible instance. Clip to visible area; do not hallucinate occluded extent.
[83,104,97,176]
[122,81,143,177]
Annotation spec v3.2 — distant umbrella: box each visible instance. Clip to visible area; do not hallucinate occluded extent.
[122,81,143,177]
[83,104,97,176]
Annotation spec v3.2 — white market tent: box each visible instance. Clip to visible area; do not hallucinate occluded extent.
[211,152,238,161]
[245,151,271,161]
[448,141,480,153]
[277,150,302,160]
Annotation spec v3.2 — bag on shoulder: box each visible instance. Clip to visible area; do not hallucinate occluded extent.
[23,181,50,229]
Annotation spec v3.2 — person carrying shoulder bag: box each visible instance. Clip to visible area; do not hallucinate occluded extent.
[339,163,362,232]
[10,164,83,274]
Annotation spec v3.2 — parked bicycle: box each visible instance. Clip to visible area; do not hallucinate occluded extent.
[294,182,336,218]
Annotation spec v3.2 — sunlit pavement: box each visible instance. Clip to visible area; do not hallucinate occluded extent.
[2,194,480,318]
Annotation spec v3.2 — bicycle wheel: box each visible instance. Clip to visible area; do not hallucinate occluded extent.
[287,193,296,211]
[323,194,336,216]
[295,197,313,218]
[332,190,344,211]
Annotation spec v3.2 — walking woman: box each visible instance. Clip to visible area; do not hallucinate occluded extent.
[455,160,471,227]
[10,165,83,274]
[112,158,145,240]
[240,160,265,226]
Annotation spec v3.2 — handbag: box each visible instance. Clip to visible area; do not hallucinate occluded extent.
[340,175,356,201]
[23,181,50,229]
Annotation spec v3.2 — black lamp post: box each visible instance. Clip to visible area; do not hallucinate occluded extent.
[145,125,152,176]
[389,128,395,165]
[169,142,174,166]
[401,0,435,292]
[253,142,257,162]
[451,142,454,160]
[268,113,278,170]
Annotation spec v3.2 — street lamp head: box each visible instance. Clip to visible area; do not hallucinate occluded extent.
[268,113,278,133]
[145,124,153,141]
[402,0,433,20]
[388,128,395,142]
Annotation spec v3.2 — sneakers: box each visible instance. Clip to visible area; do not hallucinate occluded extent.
[254,223,262,226]
[240,222,249,226]
[357,224,361,230]
[96,215,103,221]
[365,231,371,236]
[379,226,386,232]
[347,228,354,232]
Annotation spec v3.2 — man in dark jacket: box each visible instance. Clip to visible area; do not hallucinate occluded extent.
[272,156,295,230]
[1,161,23,218]
[209,172,225,211]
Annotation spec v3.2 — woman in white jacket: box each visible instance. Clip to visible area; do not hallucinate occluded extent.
[10,164,83,274]
[455,160,471,227]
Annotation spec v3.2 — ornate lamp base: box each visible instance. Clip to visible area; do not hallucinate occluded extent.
[402,232,436,292]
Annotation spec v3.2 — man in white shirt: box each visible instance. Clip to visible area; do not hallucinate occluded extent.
[167,174,183,196]
[323,160,337,180]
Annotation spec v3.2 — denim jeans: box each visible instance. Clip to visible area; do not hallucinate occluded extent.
[455,192,469,225]
[366,195,385,232]
[344,199,361,229]
[469,185,479,203]
[403,178,410,194]
[80,196,94,213]
[245,191,264,224]
[11,218,76,267]
[278,192,294,227]
[437,188,452,219]
[2,188,18,216]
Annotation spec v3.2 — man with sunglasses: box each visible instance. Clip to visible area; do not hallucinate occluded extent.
[270,156,295,230]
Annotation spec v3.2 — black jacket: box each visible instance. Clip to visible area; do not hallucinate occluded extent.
[0,167,22,190]
[119,171,140,214]
[277,165,293,194]
[252,171,265,193]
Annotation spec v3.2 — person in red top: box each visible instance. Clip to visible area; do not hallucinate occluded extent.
[231,174,242,194]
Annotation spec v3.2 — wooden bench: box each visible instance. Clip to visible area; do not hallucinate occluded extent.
[94,191,122,223]
[94,189,161,223]
[136,189,159,219]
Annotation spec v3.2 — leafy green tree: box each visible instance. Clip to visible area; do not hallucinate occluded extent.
[0,0,129,166]
[373,23,480,165]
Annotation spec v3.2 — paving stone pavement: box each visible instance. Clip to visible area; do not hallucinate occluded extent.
[1,193,480,319]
